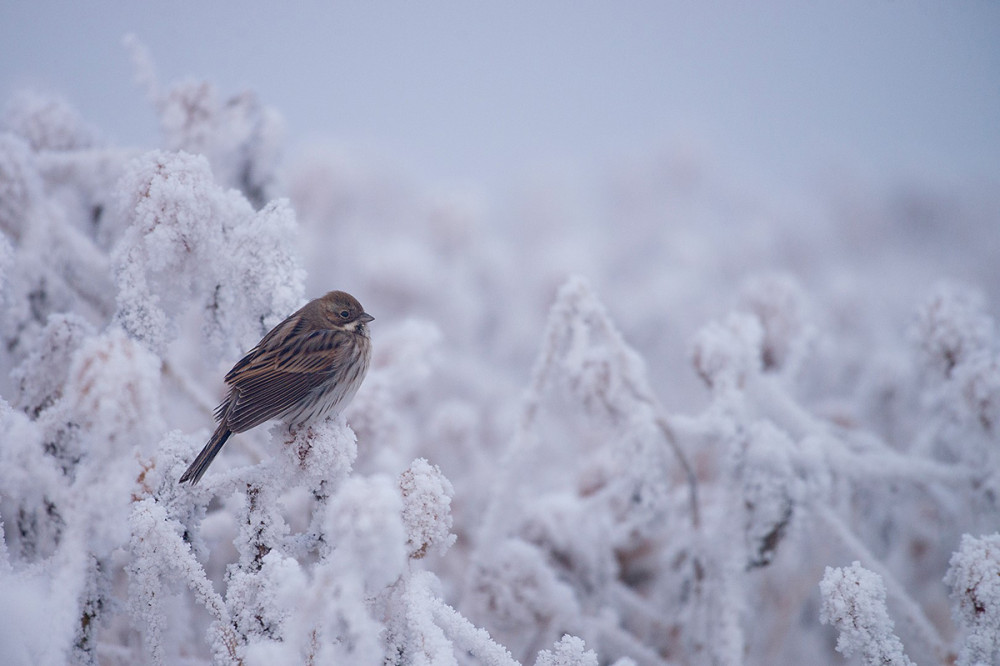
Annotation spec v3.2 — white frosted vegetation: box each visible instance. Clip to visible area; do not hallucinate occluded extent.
[820,562,915,666]
[1,51,999,666]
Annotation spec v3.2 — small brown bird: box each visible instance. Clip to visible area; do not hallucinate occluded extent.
[179,291,374,484]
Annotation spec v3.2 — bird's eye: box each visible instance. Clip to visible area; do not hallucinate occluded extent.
[340,310,350,318]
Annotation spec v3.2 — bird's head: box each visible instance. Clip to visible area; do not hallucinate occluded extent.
[320,290,374,333]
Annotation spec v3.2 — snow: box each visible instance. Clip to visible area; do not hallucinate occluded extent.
[1,23,999,666]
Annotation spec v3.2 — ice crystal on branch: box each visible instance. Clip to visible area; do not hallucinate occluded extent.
[820,562,914,666]
[534,634,598,666]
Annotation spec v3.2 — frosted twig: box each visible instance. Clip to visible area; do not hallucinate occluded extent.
[820,562,915,666]
[167,546,237,657]
[655,414,700,529]
[816,505,953,664]
[131,500,240,664]
[426,594,520,666]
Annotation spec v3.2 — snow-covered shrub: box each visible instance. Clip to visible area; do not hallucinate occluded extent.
[112,149,304,355]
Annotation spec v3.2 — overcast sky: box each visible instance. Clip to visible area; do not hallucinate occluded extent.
[2,1,998,193]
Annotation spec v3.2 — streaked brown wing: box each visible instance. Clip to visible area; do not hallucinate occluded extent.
[224,313,306,383]
[225,372,328,432]
[223,328,355,433]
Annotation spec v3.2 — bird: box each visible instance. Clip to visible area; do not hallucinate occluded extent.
[179,290,373,484]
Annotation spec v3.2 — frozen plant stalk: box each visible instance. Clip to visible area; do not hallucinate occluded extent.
[819,561,914,666]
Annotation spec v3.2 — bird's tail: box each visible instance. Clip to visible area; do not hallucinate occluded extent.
[179,424,232,484]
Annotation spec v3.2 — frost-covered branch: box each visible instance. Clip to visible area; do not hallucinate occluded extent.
[130,498,239,665]
[422,580,520,666]
[820,562,914,666]
[817,506,951,664]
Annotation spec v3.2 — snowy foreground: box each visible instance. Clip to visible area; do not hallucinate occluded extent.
[2,55,1000,666]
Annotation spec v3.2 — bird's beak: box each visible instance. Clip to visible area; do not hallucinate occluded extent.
[360,312,374,323]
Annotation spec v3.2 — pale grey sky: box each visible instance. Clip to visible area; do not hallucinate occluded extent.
[2,1,998,192]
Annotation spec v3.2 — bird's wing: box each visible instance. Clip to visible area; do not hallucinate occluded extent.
[222,328,355,432]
